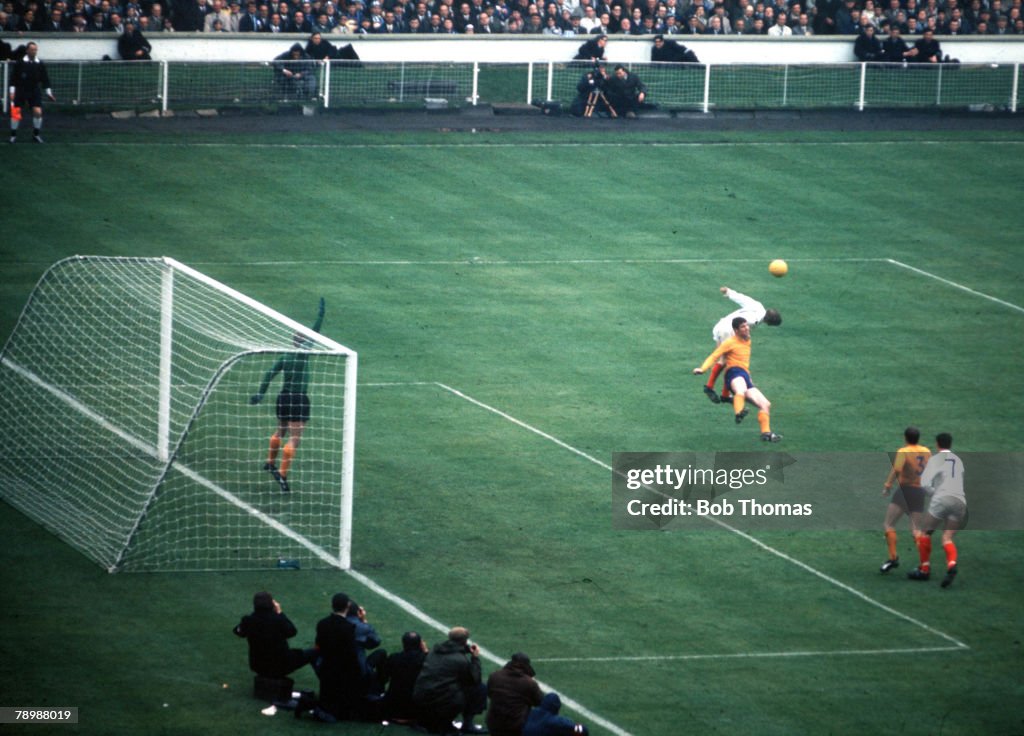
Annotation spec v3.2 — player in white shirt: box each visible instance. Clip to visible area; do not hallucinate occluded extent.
[908,432,966,588]
[702,287,781,404]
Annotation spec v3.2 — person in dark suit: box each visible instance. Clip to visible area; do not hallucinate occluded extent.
[233,591,316,679]
[315,593,364,720]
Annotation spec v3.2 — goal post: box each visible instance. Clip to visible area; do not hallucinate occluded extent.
[0,256,356,573]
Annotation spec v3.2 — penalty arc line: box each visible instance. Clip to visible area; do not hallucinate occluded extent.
[431,382,969,652]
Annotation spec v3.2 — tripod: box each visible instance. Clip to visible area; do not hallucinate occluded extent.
[584,89,617,118]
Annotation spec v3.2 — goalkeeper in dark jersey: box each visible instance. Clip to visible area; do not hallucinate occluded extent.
[250,297,325,492]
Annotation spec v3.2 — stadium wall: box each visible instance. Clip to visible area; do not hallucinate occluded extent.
[3,33,1024,65]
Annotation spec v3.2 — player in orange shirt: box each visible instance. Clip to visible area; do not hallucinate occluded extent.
[879,426,931,573]
[693,316,781,442]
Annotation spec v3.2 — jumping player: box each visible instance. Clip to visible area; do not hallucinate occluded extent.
[250,297,325,492]
[693,316,782,442]
[879,426,931,573]
[9,42,56,144]
[702,286,781,404]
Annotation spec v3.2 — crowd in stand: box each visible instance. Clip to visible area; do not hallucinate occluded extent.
[2,0,1022,36]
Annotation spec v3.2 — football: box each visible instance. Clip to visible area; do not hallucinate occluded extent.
[769,259,788,277]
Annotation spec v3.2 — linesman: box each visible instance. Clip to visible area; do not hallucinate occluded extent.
[9,42,56,144]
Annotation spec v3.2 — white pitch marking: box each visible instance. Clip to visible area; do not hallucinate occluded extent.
[887,258,1024,315]
[432,382,969,651]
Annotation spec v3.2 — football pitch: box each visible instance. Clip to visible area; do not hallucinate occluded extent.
[2,122,1024,735]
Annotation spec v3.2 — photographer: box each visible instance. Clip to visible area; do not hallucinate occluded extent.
[570,63,614,117]
[413,627,486,734]
[604,64,647,119]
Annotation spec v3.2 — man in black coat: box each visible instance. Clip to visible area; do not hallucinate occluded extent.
[604,63,647,118]
[380,631,428,724]
[233,591,315,679]
[118,20,153,60]
[853,24,883,61]
[574,33,607,60]
[651,33,699,62]
[9,41,55,144]
[315,593,364,720]
[909,27,943,62]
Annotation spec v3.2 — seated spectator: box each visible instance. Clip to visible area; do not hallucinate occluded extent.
[380,632,429,725]
[118,19,153,59]
[315,592,364,720]
[346,599,387,696]
[486,653,543,736]
[233,591,316,680]
[523,693,589,736]
[273,42,317,98]
[767,11,792,34]
[792,12,813,33]
[853,23,883,59]
[881,23,912,61]
[908,27,942,61]
[306,30,339,59]
[413,626,487,735]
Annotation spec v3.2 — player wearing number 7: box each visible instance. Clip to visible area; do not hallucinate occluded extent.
[908,433,966,588]
[250,297,325,493]
[693,316,782,442]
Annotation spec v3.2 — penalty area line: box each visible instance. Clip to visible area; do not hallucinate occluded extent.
[886,258,1024,315]
[429,381,969,652]
[532,645,967,664]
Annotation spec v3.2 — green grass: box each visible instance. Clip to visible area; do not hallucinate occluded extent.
[2,128,1024,735]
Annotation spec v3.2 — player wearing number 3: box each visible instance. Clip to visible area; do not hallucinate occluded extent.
[693,316,782,443]
[908,433,966,588]
[879,426,931,574]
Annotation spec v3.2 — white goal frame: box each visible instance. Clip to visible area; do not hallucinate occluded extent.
[0,256,357,572]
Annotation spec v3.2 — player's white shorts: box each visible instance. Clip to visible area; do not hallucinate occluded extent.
[926,494,968,525]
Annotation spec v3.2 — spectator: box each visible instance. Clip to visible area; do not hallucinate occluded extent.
[767,10,792,33]
[306,29,337,58]
[853,22,882,59]
[523,693,589,736]
[413,626,487,735]
[570,60,612,116]
[239,0,262,29]
[118,19,153,59]
[233,591,316,680]
[345,599,387,696]
[148,2,167,29]
[108,10,125,32]
[380,632,429,725]
[704,13,726,32]
[651,33,699,61]
[272,42,317,98]
[574,31,607,59]
[881,23,911,60]
[908,26,942,61]
[314,593,364,721]
[87,8,107,28]
[486,653,543,736]
[792,11,813,33]
[605,63,647,117]
[265,11,284,30]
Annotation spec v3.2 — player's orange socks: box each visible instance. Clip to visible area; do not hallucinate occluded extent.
[757,411,770,434]
[916,534,932,572]
[732,394,745,416]
[707,363,724,392]
[885,529,898,560]
[267,432,282,465]
[943,541,957,569]
[280,441,295,478]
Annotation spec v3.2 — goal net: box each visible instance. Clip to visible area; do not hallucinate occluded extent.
[0,256,356,573]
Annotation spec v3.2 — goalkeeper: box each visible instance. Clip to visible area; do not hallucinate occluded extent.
[250,297,325,492]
